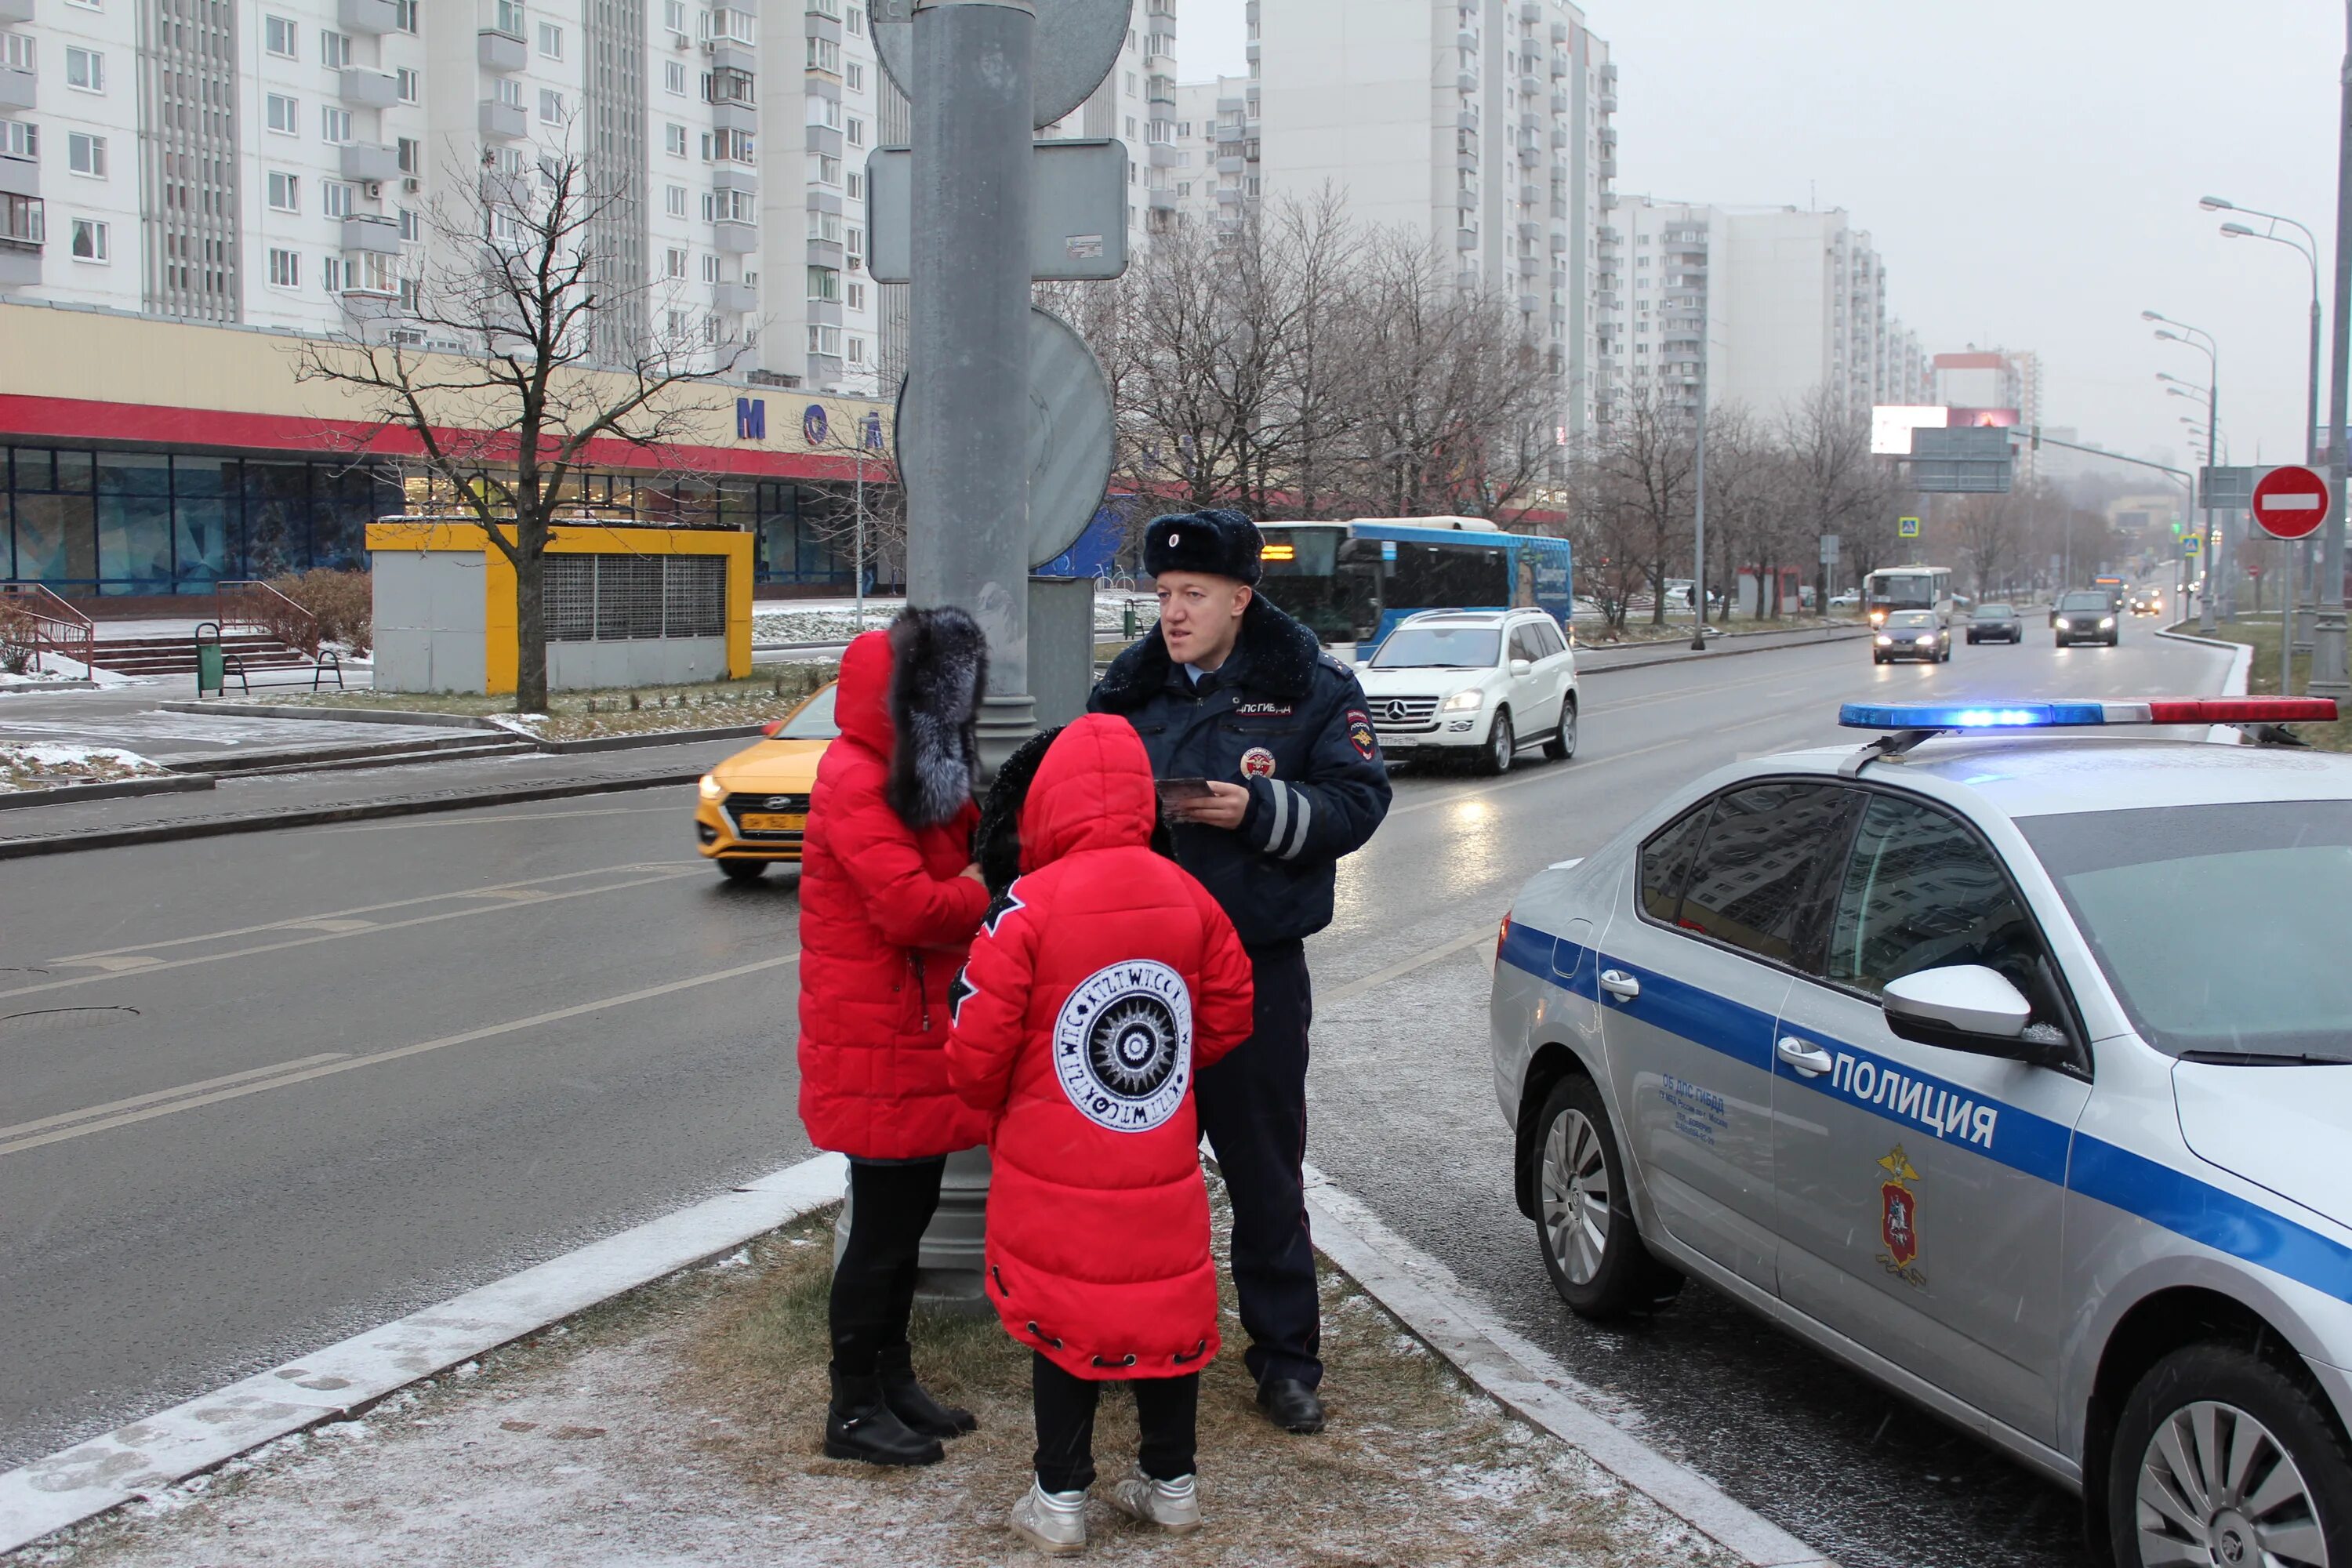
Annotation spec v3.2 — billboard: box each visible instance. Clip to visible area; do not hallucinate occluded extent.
[1871,405,1947,456]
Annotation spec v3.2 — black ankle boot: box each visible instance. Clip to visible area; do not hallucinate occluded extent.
[877,1342,978,1438]
[824,1367,946,1466]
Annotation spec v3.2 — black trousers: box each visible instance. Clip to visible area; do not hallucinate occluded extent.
[1193,941,1320,1389]
[829,1156,946,1377]
[1032,1352,1200,1494]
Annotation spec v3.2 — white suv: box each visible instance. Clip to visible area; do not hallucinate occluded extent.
[1355,609,1578,774]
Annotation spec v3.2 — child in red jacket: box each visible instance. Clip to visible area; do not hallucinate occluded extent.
[946,716,1255,1555]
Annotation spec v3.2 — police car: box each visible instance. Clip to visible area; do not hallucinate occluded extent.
[1488,696,2352,1568]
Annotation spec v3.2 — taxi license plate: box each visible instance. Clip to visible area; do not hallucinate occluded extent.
[739,811,806,832]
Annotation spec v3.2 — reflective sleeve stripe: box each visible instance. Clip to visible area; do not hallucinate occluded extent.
[1282,789,1314,860]
[1261,779,1290,854]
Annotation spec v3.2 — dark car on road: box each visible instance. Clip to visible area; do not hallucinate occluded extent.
[2054,590,2120,648]
[1966,602,2022,644]
[1872,609,1949,664]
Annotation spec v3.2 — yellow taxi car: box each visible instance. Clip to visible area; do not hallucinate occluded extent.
[695,682,838,881]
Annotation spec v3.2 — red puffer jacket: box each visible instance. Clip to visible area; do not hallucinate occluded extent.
[946,716,1255,1381]
[797,610,993,1160]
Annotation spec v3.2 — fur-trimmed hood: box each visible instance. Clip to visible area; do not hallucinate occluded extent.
[833,606,989,829]
[1091,593,1322,713]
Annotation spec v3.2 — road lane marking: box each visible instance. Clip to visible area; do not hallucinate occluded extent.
[309,804,681,833]
[0,952,802,1159]
[2,869,701,1004]
[1320,926,1497,1007]
[1385,707,1801,822]
[0,1053,350,1142]
[44,863,686,964]
[49,956,162,973]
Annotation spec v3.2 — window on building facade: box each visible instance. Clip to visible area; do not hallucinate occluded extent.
[323,180,353,217]
[665,60,686,94]
[809,151,840,185]
[808,325,841,356]
[497,77,523,109]
[847,336,865,365]
[269,248,299,287]
[664,0,687,35]
[539,89,564,123]
[844,280,864,310]
[808,37,840,72]
[264,15,296,56]
[397,137,421,172]
[67,132,104,177]
[395,67,419,103]
[845,115,863,146]
[847,6,864,34]
[701,252,720,282]
[322,255,343,292]
[321,30,350,67]
[268,172,299,211]
[397,206,419,240]
[666,183,686,217]
[539,22,561,57]
[845,62,863,90]
[70,217,107,260]
[666,246,686,278]
[393,0,418,30]
[321,107,353,143]
[807,265,839,301]
[2,122,34,162]
[666,123,688,157]
[844,170,861,199]
[267,93,299,134]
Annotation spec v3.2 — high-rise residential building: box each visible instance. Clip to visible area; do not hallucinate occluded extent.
[1605,199,1899,430]
[1254,0,1617,454]
[1170,74,1242,233]
[1882,318,1931,405]
[1933,347,2043,479]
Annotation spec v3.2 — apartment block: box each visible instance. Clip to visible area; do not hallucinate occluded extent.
[1254,0,1617,453]
[1606,198,1901,430]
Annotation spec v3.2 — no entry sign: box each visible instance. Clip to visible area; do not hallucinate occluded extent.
[2251,465,2331,540]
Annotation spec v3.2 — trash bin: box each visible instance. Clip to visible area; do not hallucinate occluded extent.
[196,641,225,696]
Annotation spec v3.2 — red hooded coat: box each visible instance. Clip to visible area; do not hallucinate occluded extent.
[946,716,1255,1381]
[797,619,993,1160]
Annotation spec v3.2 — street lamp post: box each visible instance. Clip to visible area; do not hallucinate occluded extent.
[2208,194,2324,685]
[2310,0,2352,700]
[1689,289,1710,652]
[2148,312,2221,631]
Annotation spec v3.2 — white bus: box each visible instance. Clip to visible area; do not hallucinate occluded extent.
[1861,567,1956,629]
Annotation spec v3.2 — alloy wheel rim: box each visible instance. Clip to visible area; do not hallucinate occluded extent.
[1539,1108,1610,1285]
[2136,1399,2329,1568]
[1559,708,1576,753]
[1493,714,1512,771]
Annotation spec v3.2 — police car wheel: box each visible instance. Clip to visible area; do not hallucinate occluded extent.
[717,859,769,883]
[1543,698,1577,760]
[1476,710,1515,776]
[1532,1075,1680,1320]
[2107,1342,2352,1568]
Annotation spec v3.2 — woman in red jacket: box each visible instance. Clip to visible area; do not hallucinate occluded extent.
[946,716,1255,1553]
[798,606,993,1468]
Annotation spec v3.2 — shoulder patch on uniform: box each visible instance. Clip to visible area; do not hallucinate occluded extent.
[1346,709,1379,760]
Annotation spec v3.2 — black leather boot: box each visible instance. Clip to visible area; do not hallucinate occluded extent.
[877,1342,978,1438]
[824,1367,946,1465]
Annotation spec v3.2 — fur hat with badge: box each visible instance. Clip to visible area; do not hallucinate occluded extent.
[1143,508,1264,586]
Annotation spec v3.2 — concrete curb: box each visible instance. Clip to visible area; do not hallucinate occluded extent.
[0,773,214,812]
[0,1153,850,1559]
[2155,626,2254,742]
[1302,1169,1835,1568]
[0,679,98,693]
[1577,625,1873,677]
[158,701,499,731]
[0,769,704,861]
[528,722,767,755]
[149,731,523,775]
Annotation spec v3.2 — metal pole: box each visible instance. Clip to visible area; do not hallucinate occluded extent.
[905,0,1037,762]
[2313,0,2352,697]
[854,443,867,633]
[2201,369,2220,633]
[1690,307,1708,651]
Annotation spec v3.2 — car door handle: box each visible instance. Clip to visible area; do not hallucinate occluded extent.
[1599,969,1641,1000]
[1777,1036,1835,1076]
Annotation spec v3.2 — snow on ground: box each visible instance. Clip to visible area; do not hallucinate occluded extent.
[35,1207,1737,1568]
[0,743,167,792]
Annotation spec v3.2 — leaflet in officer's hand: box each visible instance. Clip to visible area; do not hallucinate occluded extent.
[1155,778,1214,822]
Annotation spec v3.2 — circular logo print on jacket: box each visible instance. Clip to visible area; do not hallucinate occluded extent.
[1054,961,1194,1133]
[1240,746,1277,779]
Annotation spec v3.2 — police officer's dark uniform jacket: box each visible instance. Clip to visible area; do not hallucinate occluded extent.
[1087,585,1390,949]
[1087,509,1392,1409]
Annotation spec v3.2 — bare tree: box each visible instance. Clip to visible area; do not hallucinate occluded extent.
[1581,379,1696,626]
[1779,386,1884,612]
[296,127,737,712]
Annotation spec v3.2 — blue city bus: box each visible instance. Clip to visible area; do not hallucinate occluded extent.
[1252,517,1574,652]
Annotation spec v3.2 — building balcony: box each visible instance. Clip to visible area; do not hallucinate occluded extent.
[340,141,401,183]
[1519,74,1540,100]
[0,0,31,20]
[1550,230,1567,252]
[1518,293,1539,314]
[478,27,527,71]
[808,236,844,267]
[1517,146,1541,167]
[1519,0,1541,19]
[713,164,757,194]
[1599,92,1617,114]
[342,213,402,254]
[807,298,842,326]
[1217,154,1244,175]
[1149,141,1178,167]
[1551,20,1568,42]
[1148,188,1176,211]
[1214,122,1244,145]
[479,99,528,140]
[342,67,400,107]
[1551,89,1570,114]
[712,100,757,135]
[806,352,844,384]
[338,0,397,33]
[805,10,842,42]
[1552,54,1569,79]
[0,152,35,199]
[1452,188,1476,211]
[0,240,40,288]
[710,39,755,73]
[1455,226,1477,251]
[714,279,757,314]
[1215,186,1243,205]
[713,219,757,252]
[1598,154,1616,177]
[0,64,34,111]
[1457,27,1478,48]
[1457,71,1478,93]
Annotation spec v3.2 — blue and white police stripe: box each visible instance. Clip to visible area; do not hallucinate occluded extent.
[1258,780,1314,862]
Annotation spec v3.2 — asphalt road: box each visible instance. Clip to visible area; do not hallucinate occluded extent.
[0,613,2225,1568]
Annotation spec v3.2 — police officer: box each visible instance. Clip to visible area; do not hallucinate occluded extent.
[1089,509,1392,1436]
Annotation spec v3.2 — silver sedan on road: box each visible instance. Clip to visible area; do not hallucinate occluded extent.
[1490,695,2352,1568]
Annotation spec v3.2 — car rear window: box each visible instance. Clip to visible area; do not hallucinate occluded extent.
[2060,593,2111,612]
[1978,604,2013,615]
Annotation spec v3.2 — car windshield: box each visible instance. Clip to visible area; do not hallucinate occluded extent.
[2019,800,2352,1061]
[1886,612,1936,629]
[1373,625,1501,668]
[2059,593,2111,612]
[1978,604,2013,617]
[776,684,840,740]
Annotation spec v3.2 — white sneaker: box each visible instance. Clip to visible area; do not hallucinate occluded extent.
[1010,1479,1089,1555]
[1106,1467,1202,1534]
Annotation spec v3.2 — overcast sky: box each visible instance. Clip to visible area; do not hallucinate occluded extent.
[1181,0,2341,475]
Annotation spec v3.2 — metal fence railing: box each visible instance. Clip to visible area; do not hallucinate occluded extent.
[0,582,97,675]
[215,579,323,659]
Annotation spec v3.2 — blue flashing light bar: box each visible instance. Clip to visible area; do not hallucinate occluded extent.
[1839,701,2111,731]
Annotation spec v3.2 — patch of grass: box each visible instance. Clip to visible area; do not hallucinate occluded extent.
[251,662,840,741]
[2179,616,2352,751]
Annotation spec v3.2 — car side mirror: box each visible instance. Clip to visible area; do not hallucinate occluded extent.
[1881,965,2068,1067]
[760,717,788,739]
[1509,658,1533,677]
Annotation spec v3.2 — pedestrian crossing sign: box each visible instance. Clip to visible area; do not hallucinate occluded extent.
[2183,533,2202,557]
[1898,517,1921,539]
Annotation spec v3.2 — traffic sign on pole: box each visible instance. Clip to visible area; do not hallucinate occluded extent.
[1898,516,1922,539]
[2252,464,2332,541]
[2183,532,2203,557]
